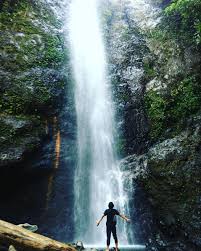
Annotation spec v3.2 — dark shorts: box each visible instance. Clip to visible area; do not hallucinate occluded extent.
[106,223,118,246]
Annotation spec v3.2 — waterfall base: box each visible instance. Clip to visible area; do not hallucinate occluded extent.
[84,244,146,250]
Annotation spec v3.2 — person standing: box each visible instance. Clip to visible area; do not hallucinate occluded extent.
[96,202,130,251]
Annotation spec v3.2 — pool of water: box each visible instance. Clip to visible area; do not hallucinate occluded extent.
[84,245,146,251]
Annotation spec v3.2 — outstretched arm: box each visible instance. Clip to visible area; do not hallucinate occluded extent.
[119,214,130,222]
[96,215,105,226]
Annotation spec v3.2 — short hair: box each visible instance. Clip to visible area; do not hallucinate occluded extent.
[108,202,114,209]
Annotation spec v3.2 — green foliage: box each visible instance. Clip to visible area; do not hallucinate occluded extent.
[145,91,167,139]
[146,28,182,78]
[0,0,60,31]
[0,32,67,72]
[168,77,200,120]
[0,80,51,115]
[145,2,201,141]
[195,22,201,45]
[41,36,68,68]
[145,76,201,140]
[0,1,40,33]
[0,122,15,142]
[148,29,167,40]
[164,0,201,45]
[165,0,201,20]
[143,61,156,79]
[0,0,68,117]
[116,137,127,157]
[0,0,67,71]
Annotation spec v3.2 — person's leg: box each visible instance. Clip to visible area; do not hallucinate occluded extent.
[106,225,112,251]
[112,225,118,251]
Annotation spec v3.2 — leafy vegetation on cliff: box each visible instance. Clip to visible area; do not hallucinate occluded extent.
[0,0,68,165]
[141,2,201,247]
[145,76,201,139]
[144,0,201,140]
[0,0,67,116]
[165,0,201,45]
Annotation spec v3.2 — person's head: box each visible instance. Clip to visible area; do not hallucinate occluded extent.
[108,202,114,209]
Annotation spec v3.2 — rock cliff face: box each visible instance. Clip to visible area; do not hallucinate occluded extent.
[102,1,149,156]
[0,0,69,167]
[103,0,201,250]
[121,113,201,250]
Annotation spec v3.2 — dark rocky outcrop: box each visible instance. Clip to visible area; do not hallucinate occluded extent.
[121,113,201,250]
[0,115,45,167]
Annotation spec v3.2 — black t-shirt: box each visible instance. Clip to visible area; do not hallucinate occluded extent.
[104,208,120,225]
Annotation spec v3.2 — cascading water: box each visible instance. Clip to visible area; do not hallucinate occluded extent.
[68,0,131,245]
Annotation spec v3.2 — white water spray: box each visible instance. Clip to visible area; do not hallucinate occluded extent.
[68,0,130,245]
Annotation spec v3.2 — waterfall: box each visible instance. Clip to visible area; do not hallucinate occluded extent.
[68,0,130,245]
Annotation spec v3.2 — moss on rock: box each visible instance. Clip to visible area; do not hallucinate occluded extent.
[145,75,201,140]
[0,0,68,166]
